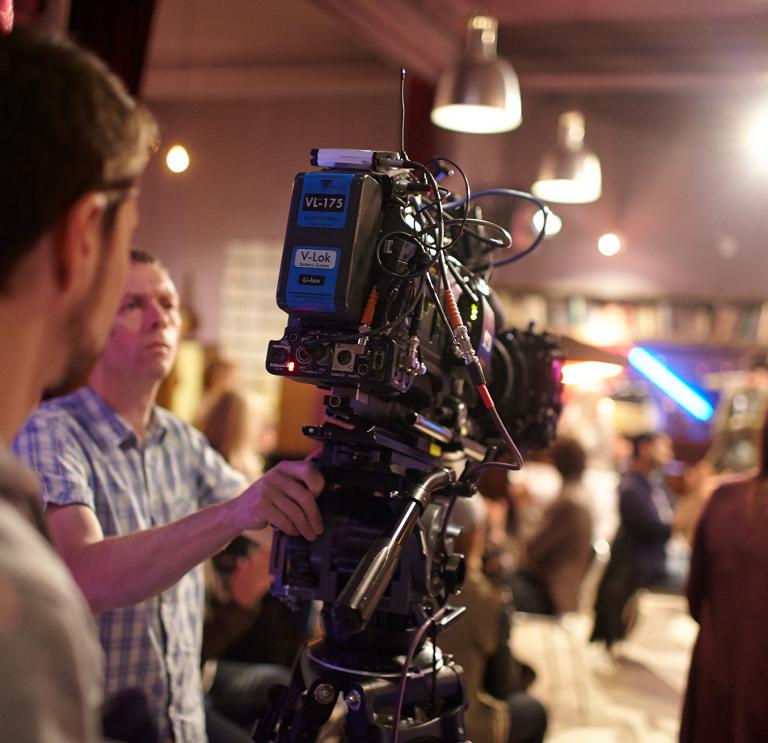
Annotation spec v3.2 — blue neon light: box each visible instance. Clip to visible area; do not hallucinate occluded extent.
[627,347,714,421]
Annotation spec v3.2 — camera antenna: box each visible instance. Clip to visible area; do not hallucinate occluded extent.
[399,67,410,161]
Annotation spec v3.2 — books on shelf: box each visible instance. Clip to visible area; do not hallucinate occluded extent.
[499,291,768,346]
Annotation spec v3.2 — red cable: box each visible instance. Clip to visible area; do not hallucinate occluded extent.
[442,288,462,329]
[478,384,494,410]
[360,286,378,326]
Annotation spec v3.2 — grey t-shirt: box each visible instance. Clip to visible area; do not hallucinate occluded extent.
[0,448,103,742]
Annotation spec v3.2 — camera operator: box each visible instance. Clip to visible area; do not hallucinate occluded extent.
[14,250,325,742]
[0,26,156,741]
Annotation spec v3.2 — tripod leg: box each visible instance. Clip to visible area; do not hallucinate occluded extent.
[286,679,338,742]
[252,650,308,742]
[252,653,338,743]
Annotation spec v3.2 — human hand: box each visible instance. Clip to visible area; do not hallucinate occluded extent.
[236,458,324,540]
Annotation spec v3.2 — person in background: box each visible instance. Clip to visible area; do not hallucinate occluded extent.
[440,492,548,743]
[195,358,238,428]
[201,389,311,740]
[591,432,677,648]
[0,26,157,742]
[617,432,676,587]
[679,411,768,743]
[14,251,324,742]
[203,389,267,480]
[512,437,594,615]
[201,530,292,743]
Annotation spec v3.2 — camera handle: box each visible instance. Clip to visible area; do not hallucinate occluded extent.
[331,468,456,634]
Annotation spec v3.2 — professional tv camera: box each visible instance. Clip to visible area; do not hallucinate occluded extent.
[255,146,563,742]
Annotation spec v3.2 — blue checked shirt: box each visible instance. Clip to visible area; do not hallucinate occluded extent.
[13,387,246,743]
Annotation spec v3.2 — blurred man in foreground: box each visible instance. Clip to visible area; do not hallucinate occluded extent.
[0,26,157,741]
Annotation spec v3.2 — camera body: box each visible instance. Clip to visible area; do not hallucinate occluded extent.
[258,148,564,740]
[266,149,563,458]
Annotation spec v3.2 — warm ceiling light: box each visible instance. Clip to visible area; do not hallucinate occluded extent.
[562,361,624,386]
[745,106,768,168]
[532,208,562,237]
[532,111,602,203]
[597,232,621,256]
[431,15,522,134]
[166,144,190,174]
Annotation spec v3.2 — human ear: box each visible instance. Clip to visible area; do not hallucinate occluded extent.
[51,191,108,293]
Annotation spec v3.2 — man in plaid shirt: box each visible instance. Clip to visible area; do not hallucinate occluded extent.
[14,251,324,742]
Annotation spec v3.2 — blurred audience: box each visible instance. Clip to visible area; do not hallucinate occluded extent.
[201,387,312,739]
[441,493,548,743]
[679,411,768,743]
[203,531,296,743]
[511,437,594,615]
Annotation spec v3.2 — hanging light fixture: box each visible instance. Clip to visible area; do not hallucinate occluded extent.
[431,15,522,134]
[532,111,602,203]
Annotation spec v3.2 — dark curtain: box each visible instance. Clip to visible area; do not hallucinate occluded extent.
[68,0,156,95]
[405,73,436,164]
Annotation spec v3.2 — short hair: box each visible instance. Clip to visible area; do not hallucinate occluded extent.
[630,432,657,459]
[0,28,158,290]
[130,249,161,266]
[549,436,587,481]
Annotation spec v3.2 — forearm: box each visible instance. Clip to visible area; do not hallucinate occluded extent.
[70,498,248,613]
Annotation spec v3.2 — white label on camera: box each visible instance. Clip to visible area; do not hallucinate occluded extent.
[294,248,337,270]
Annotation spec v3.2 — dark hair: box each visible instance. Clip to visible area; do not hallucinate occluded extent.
[0,28,157,290]
[550,436,587,481]
[630,432,657,459]
[130,249,161,266]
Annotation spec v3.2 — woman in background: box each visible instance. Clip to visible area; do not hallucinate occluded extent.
[679,412,768,743]
[203,389,266,480]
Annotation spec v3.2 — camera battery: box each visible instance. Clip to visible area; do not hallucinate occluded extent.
[277,170,383,323]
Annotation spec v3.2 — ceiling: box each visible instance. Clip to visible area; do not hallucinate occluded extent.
[142,0,768,302]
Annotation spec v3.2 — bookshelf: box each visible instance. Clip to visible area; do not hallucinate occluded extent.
[497,290,768,349]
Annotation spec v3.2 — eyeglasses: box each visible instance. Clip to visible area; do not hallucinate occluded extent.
[97,179,141,232]
[99,177,140,206]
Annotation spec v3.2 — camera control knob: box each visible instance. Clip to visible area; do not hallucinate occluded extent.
[313,682,337,706]
[344,689,362,711]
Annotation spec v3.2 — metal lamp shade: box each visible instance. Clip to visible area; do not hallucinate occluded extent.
[532,148,602,204]
[532,111,602,204]
[431,57,522,134]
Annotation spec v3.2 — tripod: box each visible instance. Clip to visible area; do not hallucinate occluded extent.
[253,420,474,742]
[253,611,467,742]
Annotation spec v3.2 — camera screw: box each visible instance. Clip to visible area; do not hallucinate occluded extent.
[344,689,362,711]
[314,683,336,705]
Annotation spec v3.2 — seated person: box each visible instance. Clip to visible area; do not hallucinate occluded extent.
[440,493,547,743]
[511,437,594,615]
[203,531,313,741]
